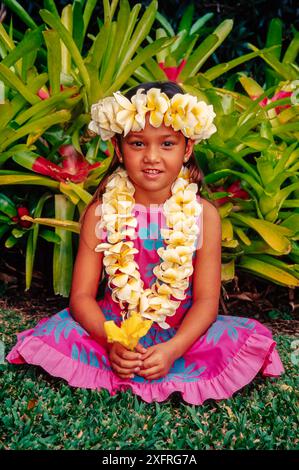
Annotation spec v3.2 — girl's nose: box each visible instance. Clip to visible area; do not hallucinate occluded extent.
[143,146,160,163]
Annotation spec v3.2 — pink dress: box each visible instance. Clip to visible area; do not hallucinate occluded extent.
[6,198,284,404]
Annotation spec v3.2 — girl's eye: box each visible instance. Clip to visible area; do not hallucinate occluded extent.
[131,141,144,147]
[163,141,175,147]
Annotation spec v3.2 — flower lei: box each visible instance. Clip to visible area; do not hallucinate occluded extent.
[88,87,217,144]
[95,165,202,329]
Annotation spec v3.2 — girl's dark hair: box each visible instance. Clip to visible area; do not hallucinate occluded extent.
[79,81,205,225]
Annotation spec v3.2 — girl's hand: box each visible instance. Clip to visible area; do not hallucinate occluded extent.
[138,342,177,380]
[107,342,146,379]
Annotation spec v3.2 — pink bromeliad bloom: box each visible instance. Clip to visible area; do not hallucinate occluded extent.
[213,181,250,206]
[251,90,292,114]
[11,206,32,228]
[31,145,102,183]
[158,60,187,81]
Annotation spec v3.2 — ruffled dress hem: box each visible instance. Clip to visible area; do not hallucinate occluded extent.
[6,331,284,405]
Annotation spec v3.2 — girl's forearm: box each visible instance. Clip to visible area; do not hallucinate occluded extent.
[69,294,109,349]
[168,299,219,360]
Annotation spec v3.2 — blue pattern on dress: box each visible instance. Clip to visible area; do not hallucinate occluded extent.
[71,343,109,370]
[206,315,256,345]
[138,223,164,251]
[32,310,86,344]
[132,357,207,384]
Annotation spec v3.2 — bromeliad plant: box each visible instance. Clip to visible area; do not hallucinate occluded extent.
[0,0,174,295]
[197,87,299,288]
[0,191,74,291]
[128,2,266,95]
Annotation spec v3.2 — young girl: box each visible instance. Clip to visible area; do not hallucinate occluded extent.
[6,81,284,405]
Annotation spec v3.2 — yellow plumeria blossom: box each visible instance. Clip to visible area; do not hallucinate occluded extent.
[164,93,217,144]
[88,87,216,144]
[113,89,148,136]
[146,88,170,127]
[95,166,202,329]
[89,96,123,140]
[104,311,153,351]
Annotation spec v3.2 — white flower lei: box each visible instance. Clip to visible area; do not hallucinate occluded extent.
[95,165,202,329]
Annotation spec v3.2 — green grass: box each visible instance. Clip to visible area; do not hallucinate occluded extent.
[0,307,298,450]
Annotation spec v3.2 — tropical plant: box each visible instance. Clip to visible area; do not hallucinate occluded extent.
[0,0,174,295]
[196,86,299,288]
[127,2,266,94]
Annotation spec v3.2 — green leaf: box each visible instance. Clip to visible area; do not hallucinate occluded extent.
[26,192,52,290]
[190,13,214,35]
[0,110,71,152]
[181,19,233,80]
[43,29,61,95]
[0,63,40,105]
[86,22,110,71]
[2,26,43,70]
[155,11,175,37]
[231,213,292,253]
[108,37,173,94]
[117,3,141,69]
[265,18,282,60]
[0,22,15,53]
[205,50,262,81]
[39,227,62,244]
[144,56,166,80]
[40,9,91,102]
[5,233,18,248]
[2,0,37,29]
[0,174,59,189]
[83,0,98,38]
[62,181,92,205]
[53,195,76,296]
[237,256,299,288]
[178,3,194,33]
[248,44,298,80]
[117,0,158,76]
[0,192,17,217]
[179,34,218,80]
[43,0,60,18]
[283,32,299,64]
[72,0,85,52]
[23,214,80,233]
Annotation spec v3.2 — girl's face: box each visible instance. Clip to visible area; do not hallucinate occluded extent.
[113,114,194,205]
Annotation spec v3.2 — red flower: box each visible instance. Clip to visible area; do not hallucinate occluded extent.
[251,90,292,114]
[31,145,101,183]
[213,181,250,206]
[11,206,32,228]
[37,87,50,100]
[271,90,292,114]
[158,60,186,82]
[37,85,79,100]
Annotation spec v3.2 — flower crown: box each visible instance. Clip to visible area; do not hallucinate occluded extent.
[88,87,217,144]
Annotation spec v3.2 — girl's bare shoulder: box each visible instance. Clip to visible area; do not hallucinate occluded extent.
[80,198,103,251]
[199,197,221,222]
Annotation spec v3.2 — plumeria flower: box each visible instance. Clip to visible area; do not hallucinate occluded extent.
[164,93,195,131]
[114,90,147,135]
[104,311,152,351]
[146,88,170,127]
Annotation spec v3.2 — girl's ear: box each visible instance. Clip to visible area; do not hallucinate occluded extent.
[184,139,195,161]
[111,137,123,161]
